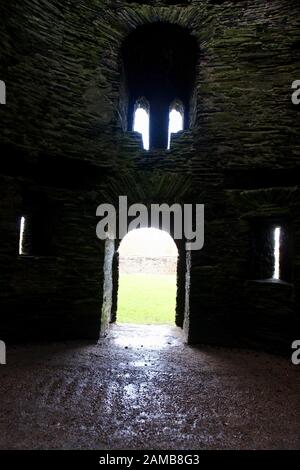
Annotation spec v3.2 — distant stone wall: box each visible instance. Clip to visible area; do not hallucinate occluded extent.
[120,256,177,275]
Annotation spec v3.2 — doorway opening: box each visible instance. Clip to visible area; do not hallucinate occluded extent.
[117,228,178,325]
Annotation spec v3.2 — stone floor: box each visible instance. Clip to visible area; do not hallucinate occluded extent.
[0,323,299,450]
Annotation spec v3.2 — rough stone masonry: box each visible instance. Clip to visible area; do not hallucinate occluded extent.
[0,0,299,351]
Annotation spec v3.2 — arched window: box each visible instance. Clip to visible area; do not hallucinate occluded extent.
[133,98,150,151]
[122,23,198,150]
[168,100,184,150]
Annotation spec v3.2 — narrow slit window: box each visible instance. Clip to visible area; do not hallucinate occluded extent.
[273,226,281,280]
[133,100,149,151]
[19,216,26,255]
[168,102,184,149]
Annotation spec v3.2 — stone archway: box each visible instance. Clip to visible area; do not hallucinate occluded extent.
[100,212,191,339]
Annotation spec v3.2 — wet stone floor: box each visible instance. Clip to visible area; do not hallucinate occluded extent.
[0,324,299,450]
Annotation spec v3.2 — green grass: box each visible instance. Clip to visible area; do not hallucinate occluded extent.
[117,273,176,324]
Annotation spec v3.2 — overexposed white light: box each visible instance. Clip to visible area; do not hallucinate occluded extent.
[273,227,281,280]
[168,109,183,149]
[133,107,149,150]
[19,216,25,255]
[119,227,178,258]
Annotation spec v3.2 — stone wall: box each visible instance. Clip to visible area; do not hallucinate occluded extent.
[119,256,177,274]
[0,0,299,351]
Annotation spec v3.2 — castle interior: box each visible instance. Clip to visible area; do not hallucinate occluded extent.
[0,0,299,451]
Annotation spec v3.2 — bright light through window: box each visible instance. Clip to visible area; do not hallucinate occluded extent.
[133,107,149,150]
[119,227,178,258]
[168,109,183,149]
[273,227,281,280]
[19,216,25,255]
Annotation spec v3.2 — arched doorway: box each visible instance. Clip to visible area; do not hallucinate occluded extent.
[117,228,178,324]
